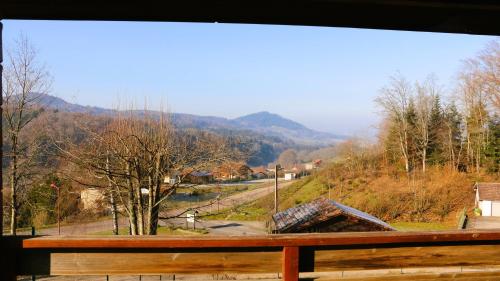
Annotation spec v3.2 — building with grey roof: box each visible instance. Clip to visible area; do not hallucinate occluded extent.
[272,198,395,233]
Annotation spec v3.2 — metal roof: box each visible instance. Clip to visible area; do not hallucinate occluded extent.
[273,198,394,233]
[331,201,394,230]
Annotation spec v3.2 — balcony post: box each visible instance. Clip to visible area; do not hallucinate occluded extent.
[282,246,299,281]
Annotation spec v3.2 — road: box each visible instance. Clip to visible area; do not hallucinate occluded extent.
[28,179,295,236]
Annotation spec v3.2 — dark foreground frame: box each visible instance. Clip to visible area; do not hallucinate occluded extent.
[1,0,500,35]
[1,1,500,281]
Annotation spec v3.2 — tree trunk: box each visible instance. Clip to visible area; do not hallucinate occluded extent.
[110,190,119,235]
[400,130,410,175]
[147,155,162,235]
[131,158,145,235]
[9,144,18,236]
[146,175,154,235]
[422,143,427,173]
[135,183,144,235]
[126,161,138,235]
[105,154,119,235]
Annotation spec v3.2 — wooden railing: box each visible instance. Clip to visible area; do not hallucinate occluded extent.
[3,230,500,281]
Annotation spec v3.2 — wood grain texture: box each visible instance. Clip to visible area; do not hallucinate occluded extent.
[315,245,500,271]
[19,230,500,249]
[9,231,500,277]
[315,271,500,280]
[47,252,281,275]
[282,246,299,281]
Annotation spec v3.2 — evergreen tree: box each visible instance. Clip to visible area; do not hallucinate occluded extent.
[443,103,464,170]
[427,95,444,165]
[484,114,500,174]
[406,97,418,172]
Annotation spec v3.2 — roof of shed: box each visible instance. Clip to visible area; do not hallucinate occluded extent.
[272,198,394,233]
[190,171,213,177]
[476,183,500,201]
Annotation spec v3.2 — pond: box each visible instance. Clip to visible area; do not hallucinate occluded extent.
[169,191,220,202]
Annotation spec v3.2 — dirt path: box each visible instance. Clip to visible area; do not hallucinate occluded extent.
[28,180,295,235]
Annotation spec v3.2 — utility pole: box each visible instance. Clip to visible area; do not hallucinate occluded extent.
[274,164,280,214]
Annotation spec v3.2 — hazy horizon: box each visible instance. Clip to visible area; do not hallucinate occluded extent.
[3,20,497,136]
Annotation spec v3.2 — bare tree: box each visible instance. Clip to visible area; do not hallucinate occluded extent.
[2,35,51,235]
[472,41,500,111]
[414,76,439,173]
[458,64,490,173]
[375,75,413,174]
[56,105,241,235]
[277,149,298,169]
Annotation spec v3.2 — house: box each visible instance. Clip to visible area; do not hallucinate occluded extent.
[272,198,394,233]
[284,172,296,180]
[474,182,500,216]
[186,171,214,184]
[80,188,105,210]
[164,171,181,185]
[237,164,254,180]
[305,159,323,170]
[251,166,270,179]
[304,163,315,170]
[213,162,253,181]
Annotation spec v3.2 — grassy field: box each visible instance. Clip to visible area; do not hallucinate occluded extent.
[390,221,455,231]
[203,174,466,232]
[163,182,266,210]
[204,177,323,221]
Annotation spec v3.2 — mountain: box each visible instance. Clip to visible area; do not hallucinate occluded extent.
[38,94,115,115]
[233,111,344,145]
[37,94,346,145]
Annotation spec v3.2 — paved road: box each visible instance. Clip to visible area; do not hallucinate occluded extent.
[28,180,295,235]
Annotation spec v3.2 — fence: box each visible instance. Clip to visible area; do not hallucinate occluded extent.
[3,230,500,280]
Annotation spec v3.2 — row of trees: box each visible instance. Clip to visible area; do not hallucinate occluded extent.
[2,35,244,235]
[2,35,52,235]
[57,112,240,235]
[376,42,499,176]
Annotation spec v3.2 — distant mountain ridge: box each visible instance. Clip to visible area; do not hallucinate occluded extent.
[38,94,346,145]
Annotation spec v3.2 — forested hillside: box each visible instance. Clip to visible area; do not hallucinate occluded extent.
[242,41,499,224]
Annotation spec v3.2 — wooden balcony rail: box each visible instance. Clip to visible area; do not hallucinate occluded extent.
[2,230,500,281]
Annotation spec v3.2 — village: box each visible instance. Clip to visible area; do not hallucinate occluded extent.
[61,160,500,236]
[73,160,325,236]
[1,3,500,280]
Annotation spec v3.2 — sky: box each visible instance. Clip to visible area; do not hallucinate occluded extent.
[3,20,497,136]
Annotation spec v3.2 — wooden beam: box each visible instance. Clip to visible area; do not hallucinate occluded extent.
[315,244,500,271]
[282,246,299,281]
[1,1,500,35]
[20,231,500,249]
[315,271,500,281]
[18,251,281,275]
[8,232,500,277]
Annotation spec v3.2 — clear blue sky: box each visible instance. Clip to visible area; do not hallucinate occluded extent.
[3,20,497,136]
